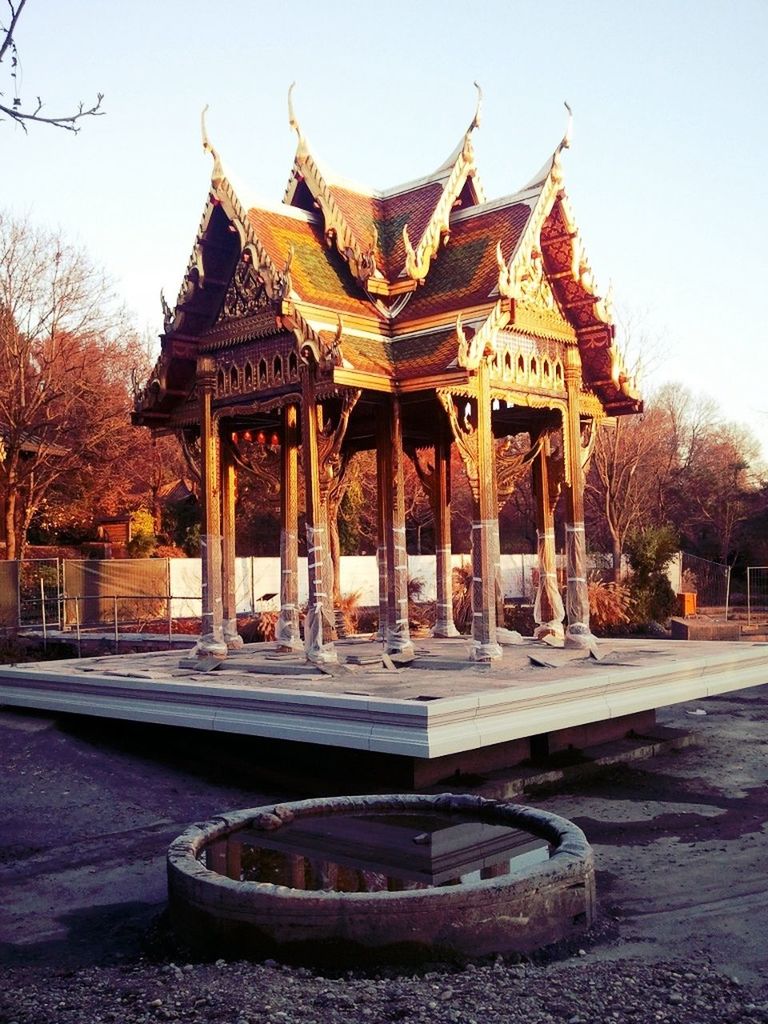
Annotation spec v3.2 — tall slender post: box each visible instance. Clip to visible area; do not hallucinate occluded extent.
[375,414,389,642]
[382,396,414,657]
[563,348,594,648]
[220,438,243,650]
[433,430,459,637]
[195,356,227,659]
[471,357,502,661]
[300,364,337,664]
[488,441,506,634]
[532,433,565,644]
[276,403,301,648]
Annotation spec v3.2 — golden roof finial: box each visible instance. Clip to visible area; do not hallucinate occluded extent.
[560,100,573,152]
[287,82,307,152]
[469,81,483,133]
[200,105,224,189]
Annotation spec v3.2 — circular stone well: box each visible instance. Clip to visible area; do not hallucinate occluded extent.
[167,793,595,963]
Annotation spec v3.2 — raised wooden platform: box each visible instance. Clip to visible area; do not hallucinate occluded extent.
[1,637,766,787]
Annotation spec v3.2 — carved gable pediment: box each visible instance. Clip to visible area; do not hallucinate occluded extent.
[217,257,273,322]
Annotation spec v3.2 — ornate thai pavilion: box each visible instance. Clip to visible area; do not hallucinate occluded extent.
[133,88,641,665]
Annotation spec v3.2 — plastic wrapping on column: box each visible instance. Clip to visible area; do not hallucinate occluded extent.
[533,527,565,643]
[376,543,387,641]
[470,521,503,662]
[387,526,415,656]
[275,528,301,648]
[195,532,227,658]
[304,523,337,664]
[222,617,244,650]
[565,521,595,648]
[490,520,520,646]
[432,545,460,638]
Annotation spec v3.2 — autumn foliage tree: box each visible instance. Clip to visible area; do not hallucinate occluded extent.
[0,211,156,558]
[586,382,766,578]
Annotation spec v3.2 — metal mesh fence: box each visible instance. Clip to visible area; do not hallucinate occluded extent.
[62,558,170,629]
[0,560,18,629]
[680,552,731,619]
[18,559,61,628]
[747,567,768,626]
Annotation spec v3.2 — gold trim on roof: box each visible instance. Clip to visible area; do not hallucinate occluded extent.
[402,87,483,283]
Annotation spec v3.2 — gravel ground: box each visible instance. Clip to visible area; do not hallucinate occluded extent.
[2,956,767,1024]
[2,683,768,1023]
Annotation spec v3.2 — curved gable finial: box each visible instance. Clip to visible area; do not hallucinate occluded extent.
[287,81,307,153]
[469,81,483,133]
[201,105,224,188]
[560,100,573,153]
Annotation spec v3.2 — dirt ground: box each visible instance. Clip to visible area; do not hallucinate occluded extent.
[0,683,767,984]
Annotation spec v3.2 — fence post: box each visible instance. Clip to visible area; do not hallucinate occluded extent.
[114,595,119,653]
[16,559,21,630]
[747,567,752,627]
[167,558,173,649]
[724,566,731,622]
[40,576,47,650]
[75,597,81,658]
[56,558,62,629]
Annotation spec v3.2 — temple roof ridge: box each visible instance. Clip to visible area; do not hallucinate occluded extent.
[284,92,381,289]
[280,84,487,291]
[520,101,573,192]
[223,170,322,227]
[450,186,541,224]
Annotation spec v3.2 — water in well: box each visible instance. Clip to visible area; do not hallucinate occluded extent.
[203,810,551,892]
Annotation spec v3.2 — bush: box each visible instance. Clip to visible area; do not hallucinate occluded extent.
[238,613,277,643]
[336,590,362,636]
[127,508,157,559]
[152,544,188,558]
[503,603,535,636]
[624,525,679,626]
[587,574,633,635]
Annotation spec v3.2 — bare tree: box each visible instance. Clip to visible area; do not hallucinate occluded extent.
[1,0,103,132]
[0,211,141,558]
[586,408,666,579]
[585,309,671,579]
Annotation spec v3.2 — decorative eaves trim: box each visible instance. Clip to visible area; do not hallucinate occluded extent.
[402,88,483,283]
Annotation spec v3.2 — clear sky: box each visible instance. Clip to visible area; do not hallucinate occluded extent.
[3,0,768,454]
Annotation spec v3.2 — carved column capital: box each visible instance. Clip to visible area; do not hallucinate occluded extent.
[196,355,217,391]
[563,345,582,385]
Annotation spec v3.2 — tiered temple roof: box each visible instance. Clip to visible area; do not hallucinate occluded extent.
[134,92,640,429]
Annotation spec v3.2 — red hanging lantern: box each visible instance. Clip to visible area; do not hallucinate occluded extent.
[231,431,239,443]
[243,430,252,442]
[270,432,280,447]
[256,430,266,445]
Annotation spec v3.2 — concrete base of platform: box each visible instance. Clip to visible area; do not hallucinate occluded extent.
[670,617,741,641]
[0,636,766,789]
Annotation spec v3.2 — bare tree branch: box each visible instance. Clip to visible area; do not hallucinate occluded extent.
[0,0,105,132]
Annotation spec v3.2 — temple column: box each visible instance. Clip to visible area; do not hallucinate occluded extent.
[563,348,594,648]
[220,436,243,650]
[275,403,301,649]
[375,432,388,641]
[470,357,502,661]
[432,431,459,638]
[381,396,414,657]
[300,365,337,664]
[488,445,506,635]
[532,432,565,644]
[195,356,227,659]
[405,432,459,639]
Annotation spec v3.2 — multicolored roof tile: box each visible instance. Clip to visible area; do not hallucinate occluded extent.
[135,102,641,425]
